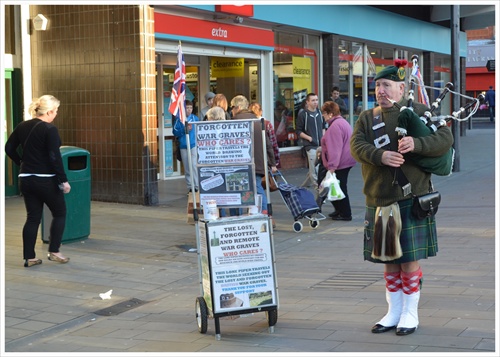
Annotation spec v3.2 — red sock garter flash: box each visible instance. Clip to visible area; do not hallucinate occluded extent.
[384,272,402,292]
[401,267,423,295]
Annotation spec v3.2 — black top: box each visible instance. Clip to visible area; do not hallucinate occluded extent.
[295,108,325,151]
[232,111,276,175]
[5,118,68,183]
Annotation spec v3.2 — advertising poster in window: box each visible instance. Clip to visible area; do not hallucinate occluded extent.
[164,138,173,176]
[204,217,276,313]
[211,57,245,78]
[292,55,312,98]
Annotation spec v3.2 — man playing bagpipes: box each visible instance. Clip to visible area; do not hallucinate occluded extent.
[350,59,454,336]
[389,55,456,176]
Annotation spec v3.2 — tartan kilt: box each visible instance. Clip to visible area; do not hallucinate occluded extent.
[364,198,438,263]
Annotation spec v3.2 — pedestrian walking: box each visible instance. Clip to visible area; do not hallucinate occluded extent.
[5,95,71,267]
[484,86,495,122]
[318,101,356,221]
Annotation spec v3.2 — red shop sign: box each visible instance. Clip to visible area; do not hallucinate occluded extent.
[155,13,273,48]
[215,5,254,17]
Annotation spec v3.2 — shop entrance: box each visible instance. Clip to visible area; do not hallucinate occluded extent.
[156,52,262,180]
[156,54,200,180]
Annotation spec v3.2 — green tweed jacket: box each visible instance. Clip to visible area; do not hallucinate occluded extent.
[350,99,454,207]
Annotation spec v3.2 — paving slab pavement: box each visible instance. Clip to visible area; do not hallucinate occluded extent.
[2,122,497,356]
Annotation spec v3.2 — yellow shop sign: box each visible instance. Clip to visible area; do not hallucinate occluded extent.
[211,57,244,78]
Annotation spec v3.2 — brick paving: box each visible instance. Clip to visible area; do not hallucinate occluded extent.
[2,121,497,355]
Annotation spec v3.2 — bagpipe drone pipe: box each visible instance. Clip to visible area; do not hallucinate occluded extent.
[387,55,483,176]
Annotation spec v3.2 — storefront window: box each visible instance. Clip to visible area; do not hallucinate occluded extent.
[208,57,261,110]
[338,39,435,123]
[433,54,452,116]
[339,41,365,122]
[272,31,319,148]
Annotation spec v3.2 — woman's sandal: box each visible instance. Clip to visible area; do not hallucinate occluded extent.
[48,252,70,263]
[24,259,42,267]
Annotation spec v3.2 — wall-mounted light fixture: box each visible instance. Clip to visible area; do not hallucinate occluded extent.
[213,14,245,24]
[33,14,48,31]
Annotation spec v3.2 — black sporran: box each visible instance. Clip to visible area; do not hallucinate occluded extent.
[412,191,441,220]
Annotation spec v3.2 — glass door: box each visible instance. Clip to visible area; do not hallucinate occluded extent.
[156,53,200,180]
[4,68,21,196]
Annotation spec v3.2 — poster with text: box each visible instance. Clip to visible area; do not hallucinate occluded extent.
[198,165,256,206]
[195,120,254,165]
[206,217,276,313]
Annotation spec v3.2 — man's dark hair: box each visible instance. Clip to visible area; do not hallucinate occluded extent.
[185,100,193,106]
[331,86,340,93]
[306,93,317,101]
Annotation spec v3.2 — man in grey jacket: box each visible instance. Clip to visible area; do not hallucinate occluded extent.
[295,93,326,188]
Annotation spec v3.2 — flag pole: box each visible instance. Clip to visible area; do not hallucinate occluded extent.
[169,41,198,219]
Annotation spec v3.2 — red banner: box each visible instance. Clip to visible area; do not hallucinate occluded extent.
[215,5,254,17]
[155,13,273,48]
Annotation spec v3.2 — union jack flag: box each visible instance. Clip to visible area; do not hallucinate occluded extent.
[168,42,186,124]
[411,63,430,107]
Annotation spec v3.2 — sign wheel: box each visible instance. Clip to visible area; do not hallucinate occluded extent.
[266,308,278,327]
[195,296,208,333]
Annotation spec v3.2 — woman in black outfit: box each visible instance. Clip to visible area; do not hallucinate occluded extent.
[5,95,71,267]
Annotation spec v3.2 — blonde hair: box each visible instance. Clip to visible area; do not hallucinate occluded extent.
[212,93,228,111]
[28,95,60,117]
[248,102,262,117]
[206,106,226,121]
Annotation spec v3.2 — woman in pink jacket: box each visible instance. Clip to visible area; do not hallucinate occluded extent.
[319,101,357,220]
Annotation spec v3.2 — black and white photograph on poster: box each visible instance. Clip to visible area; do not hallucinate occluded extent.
[199,165,256,206]
[195,120,253,165]
[207,218,276,313]
[294,88,308,114]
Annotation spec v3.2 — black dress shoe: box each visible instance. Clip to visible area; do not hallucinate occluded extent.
[187,188,199,195]
[332,215,352,221]
[396,326,417,336]
[371,323,396,333]
[328,211,340,218]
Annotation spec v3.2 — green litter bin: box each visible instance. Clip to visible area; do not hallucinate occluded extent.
[42,146,91,243]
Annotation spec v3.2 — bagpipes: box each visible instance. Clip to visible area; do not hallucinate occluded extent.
[387,55,483,176]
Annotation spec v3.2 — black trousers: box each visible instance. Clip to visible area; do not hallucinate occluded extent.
[20,176,66,259]
[317,164,353,218]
